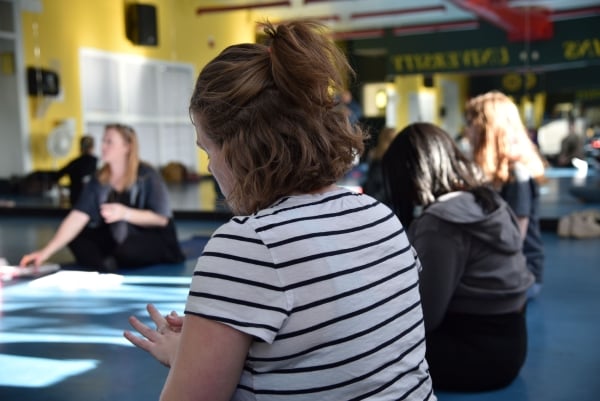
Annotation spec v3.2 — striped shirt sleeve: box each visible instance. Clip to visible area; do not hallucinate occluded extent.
[185,220,289,343]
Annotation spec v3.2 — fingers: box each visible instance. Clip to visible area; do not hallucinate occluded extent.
[19,255,31,267]
[146,303,165,326]
[20,253,40,267]
[123,329,154,353]
[128,315,161,340]
[146,303,160,314]
[124,313,179,368]
[100,203,123,223]
[124,314,166,353]
[166,312,184,331]
[126,305,172,342]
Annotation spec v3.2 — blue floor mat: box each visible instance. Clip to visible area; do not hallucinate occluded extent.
[179,235,210,260]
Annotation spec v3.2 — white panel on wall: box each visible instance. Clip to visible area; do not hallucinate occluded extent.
[440,79,460,136]
[135,123,160,164]
[80,52,120,113]
[123,61,158,116]
[409,91,435,123]
[161,123,197,169]
[160,65,194,117]
[80,48,195,169]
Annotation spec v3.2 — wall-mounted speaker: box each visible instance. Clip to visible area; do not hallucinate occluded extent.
[126,4,158,46]
[27,67,60,96]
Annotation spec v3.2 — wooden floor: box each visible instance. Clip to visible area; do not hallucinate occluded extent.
[0,167,599,400]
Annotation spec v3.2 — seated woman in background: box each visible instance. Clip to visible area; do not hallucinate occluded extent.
[465,91,546,298]
[20,124,184,272]
[381,122,534,392]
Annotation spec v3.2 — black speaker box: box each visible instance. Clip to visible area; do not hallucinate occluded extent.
[27,67,60,96]
[126,4,158,46]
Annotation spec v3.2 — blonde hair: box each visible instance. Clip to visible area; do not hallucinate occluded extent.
[97,124,140,189]
[465,91,545,186]
[189,20,366,214]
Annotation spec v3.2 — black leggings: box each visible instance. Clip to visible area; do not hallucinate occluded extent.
[425,308,527,392]
[68,221,184,271]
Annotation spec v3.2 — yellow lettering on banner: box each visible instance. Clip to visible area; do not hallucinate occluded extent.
[481,49,494,66]
[579,41,592,58]
[462,50,476,67]
[576,88,600,100]
[525,73,537,90]
[414,54,428,70]
[563,38,600,60]
[447,52,460,69]
[499,47,510,64]
[434,53,446,69]
[391,46,510,73]
[502,74,522,92]
[393,55,412,72]
[563,41,577,60]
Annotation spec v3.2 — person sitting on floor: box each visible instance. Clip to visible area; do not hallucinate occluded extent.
[20,123,184,272]
[123,20,435,400]
[465,91,546,299]
[381,122,534,392]
[54,134,98,206]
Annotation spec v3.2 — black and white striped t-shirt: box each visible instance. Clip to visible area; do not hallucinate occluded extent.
[185,188,436,401]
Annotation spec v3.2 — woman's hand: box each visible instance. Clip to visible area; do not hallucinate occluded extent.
[19,250,48,267]
[124,303,182,367]
[19,210,89,268]
[101,202,129,224]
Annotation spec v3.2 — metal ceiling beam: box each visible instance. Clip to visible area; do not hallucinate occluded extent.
[196,1,291,15]
[450,0,554,41]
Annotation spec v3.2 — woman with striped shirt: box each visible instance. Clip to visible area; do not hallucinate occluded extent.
[124,20,435,401]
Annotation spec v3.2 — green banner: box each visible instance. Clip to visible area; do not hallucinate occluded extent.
[350,16,600,75]
[391,46,511,73]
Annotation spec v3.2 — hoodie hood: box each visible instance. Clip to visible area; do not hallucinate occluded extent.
[423,191,522,253]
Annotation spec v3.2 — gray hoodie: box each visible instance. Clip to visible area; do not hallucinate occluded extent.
[408,190,535,332]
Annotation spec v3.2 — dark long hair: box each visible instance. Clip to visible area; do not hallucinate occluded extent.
[381,122,497,227]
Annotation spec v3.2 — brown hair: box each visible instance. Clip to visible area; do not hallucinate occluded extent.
[97,124,140,189]
[189,20,366,214]
[465,91,545,186]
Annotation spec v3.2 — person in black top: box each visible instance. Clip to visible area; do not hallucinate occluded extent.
[55,135,98,206]
[20,124,184,271]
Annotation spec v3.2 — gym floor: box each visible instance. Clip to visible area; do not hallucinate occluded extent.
[0,168,598,400]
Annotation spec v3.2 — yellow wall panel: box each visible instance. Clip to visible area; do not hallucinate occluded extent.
[20,0,256,172]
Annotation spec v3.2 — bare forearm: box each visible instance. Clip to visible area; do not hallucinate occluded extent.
[160,317,251,401]
[102,203,169,227]
[44,210,89,256]
[124,207,169,227]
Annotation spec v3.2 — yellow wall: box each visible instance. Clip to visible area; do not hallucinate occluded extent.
[21,0,256,172]
[393,75,420,130]
[392,73,468,131]
[23,2,509,174]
